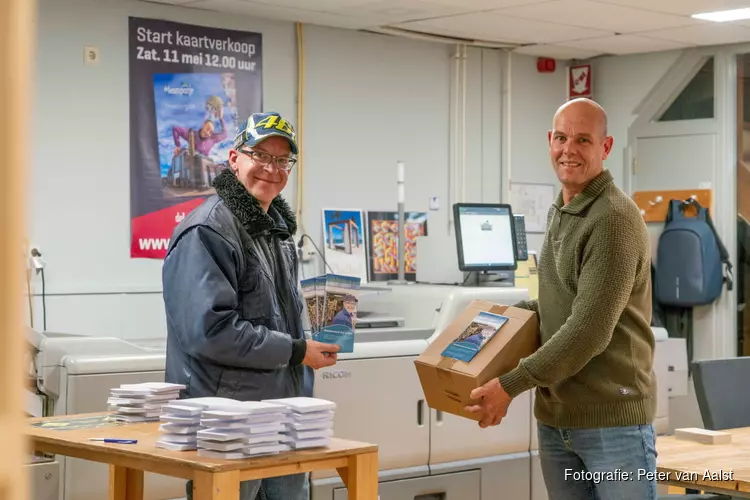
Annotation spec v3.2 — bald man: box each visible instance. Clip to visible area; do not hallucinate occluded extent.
[467,98,657,499]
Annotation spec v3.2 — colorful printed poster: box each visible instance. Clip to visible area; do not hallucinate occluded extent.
[321,209,368,282]
[366,211,428,282]
[128,17,262,258]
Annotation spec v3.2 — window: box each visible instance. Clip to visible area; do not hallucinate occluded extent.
[658,57,714,121]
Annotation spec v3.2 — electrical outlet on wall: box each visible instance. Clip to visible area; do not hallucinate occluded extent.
[84,46,100,65]
[29,246,45,272]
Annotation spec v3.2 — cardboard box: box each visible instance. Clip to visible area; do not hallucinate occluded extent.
[414,300,539,421]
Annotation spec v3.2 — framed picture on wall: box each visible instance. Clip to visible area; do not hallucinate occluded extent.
[320,208,368,283]
[365,211,428,282]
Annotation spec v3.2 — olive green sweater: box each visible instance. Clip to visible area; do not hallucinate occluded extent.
[499,170,657,429]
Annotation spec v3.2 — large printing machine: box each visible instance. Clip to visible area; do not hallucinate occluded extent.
[26,282,688,500]
[25,204,689,500]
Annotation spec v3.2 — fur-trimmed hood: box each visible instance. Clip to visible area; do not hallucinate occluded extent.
[211,168,297,236]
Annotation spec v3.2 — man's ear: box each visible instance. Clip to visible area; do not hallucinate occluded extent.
[602,136,614,160]
[227,149,239,173]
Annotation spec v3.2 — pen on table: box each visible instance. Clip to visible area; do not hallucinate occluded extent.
[89,438,138,444]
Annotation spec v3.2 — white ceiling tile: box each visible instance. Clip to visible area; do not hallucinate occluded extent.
[499,0,704,33]
[396,11,614,44]
[513,43,603,60]
[327,0,470,24]
[222,0,381,10]
[421,0,549,8]
[141,0,197,4]
[563,34,691,54]
[644,21,750,45]
[186,0,371,29]
[591,0,750,16]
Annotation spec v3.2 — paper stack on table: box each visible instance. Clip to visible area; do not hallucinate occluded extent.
[196,401,291,460]
[263,397,336,450]
[155,397,238,451]
[107,382,185,423]
[155,403,204,451]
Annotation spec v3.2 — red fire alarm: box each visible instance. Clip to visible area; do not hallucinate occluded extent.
[537,57,556,73]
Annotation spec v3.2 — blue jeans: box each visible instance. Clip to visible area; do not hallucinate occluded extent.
[186,472,309,500]
[537,422,658,500]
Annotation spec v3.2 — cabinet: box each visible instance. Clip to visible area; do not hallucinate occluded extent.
[313,356,430,479]
[428,391,531,464]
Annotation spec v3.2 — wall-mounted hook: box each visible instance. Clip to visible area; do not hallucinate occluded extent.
[649,195,663,206]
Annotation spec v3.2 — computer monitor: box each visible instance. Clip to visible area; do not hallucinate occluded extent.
[453,203,518,272]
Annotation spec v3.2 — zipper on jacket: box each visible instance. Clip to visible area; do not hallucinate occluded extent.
[263,235,302,393]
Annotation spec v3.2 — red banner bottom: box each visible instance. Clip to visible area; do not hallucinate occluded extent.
[131,198,206,259]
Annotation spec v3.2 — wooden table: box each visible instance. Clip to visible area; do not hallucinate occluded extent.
[26,413,378,500]
[656,427,750,498]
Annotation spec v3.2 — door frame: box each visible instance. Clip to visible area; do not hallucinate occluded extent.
[625,46,740,359]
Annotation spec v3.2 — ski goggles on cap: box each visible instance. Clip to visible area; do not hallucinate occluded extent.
[233,112,298,155]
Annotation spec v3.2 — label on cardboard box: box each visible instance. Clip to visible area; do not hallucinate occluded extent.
[440,311,509,362]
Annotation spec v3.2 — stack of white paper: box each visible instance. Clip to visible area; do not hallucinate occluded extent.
[155,397,241,451]
[196,401,291,460]
[107,382,185,423]
[155,403,204,451]
[263,397,336,450]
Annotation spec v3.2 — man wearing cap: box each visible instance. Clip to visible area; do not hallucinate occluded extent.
[331,295,358,330]
[162,111,340,500]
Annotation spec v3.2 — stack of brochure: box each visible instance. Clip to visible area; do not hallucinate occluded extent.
[155,397,239,452]
[196,401,291,460]
[263,397,336,450]
[107,382,185,423]
[155,402,205,451]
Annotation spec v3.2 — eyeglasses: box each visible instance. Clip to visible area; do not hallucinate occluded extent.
[238,148,297,171]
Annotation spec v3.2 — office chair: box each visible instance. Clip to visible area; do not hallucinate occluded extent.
[693,357,750,430]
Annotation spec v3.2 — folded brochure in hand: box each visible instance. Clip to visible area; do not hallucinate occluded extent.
[301,273,361,353]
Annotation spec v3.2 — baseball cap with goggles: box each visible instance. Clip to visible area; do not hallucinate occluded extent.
[233,111,298,155]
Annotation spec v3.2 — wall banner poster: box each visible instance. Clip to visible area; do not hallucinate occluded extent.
[128,16,262,258]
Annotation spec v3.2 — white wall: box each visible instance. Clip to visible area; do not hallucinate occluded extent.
[504,52,567,253]
[593,50,684,188]
[27,0,565,337]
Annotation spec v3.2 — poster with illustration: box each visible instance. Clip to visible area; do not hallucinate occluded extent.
[441,311,509,363]
[366,211,427,282]
[129,16,262,258]
[321,209,367,283]
[153,72,238,199]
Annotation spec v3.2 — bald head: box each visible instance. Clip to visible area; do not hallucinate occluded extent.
[548,97,613,202]
[554,98,608,137]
